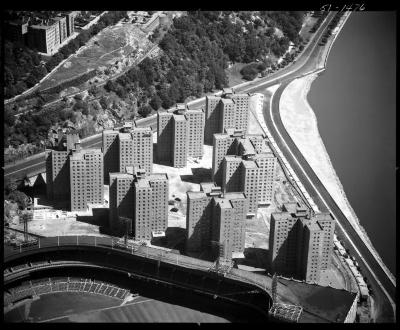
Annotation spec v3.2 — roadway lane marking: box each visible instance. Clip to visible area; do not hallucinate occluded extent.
[267,83,396,316]
[5,164,45,177]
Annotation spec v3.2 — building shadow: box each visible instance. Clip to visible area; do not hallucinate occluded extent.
[180,167,212,184]
[151,227,187,253]
[76,208,122,237]
[76,208,109,227]
[235,247,270,271]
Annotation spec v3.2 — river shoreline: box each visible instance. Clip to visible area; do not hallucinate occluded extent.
[281,10,395,282]
[278,11,395,321]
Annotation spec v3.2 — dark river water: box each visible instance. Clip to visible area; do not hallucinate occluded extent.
[308,12,396,273]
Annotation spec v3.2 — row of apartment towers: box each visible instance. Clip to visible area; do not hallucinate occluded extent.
[45,88,335,282]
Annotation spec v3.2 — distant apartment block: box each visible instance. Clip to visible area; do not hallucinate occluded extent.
[64,11,78,37]
[5,11,77,55]
[46,130,104,211]
[212,129,277,214]
[269,202,335,283]
[157,104,204,167]
[109,166,168,240]
[53,16,68,43]
[102,121,153,184]
[186,183,248,260]
[4,19,29,43]
[27,22,59,54]
[204,88,250,145]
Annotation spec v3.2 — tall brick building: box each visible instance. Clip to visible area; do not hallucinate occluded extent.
[157,104,204,167]
[204,89,250,145]
[46,131,79,203]
[269,202,335,283]
[46,131,104,211]
[109,166,168,240]
[102,122,153,184]
[69,144,103,211]
[186,183,248,260]
[212,129,277,214]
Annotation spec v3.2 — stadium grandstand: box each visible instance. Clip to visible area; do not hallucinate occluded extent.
[4,277,130,308]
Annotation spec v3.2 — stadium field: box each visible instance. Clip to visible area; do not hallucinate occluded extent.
[5,292,120,322]
[45,296,230,323]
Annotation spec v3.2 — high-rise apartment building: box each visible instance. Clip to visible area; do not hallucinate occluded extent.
[69,144,104,211]
[172,114,188,167]
[185,107,204,158]
[212,192,248,258]
[109,172,134,232]
[102,122,153,184]
[157,104,204,167]
[269,202,335,283]
[204,89,250,145]
[46,130,104,211]
[46,131,80,203]
[102,130,119,183]
[109,166,168,240]
[212,129,277,213]
[186,183,248,260]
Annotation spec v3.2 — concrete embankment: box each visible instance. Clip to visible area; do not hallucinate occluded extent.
[279,11,395,320]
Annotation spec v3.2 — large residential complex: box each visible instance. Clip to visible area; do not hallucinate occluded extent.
[269,202,335,283]
[186,183,248,261]
[102,121,153,184]
[109,166,169,240]
[204,88,250,145]
[46,130,104,211]
[212,129,277,214]
[157,104,204,167]
[5,11,79,55]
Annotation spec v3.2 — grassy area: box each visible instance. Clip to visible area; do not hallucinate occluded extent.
[5,292,119,322]
[37,24,152,94]
[53,298,229,322]
[225,63,247,86]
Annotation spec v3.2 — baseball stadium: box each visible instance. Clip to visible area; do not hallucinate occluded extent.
[4,236,273,323]
[4,236,357,323]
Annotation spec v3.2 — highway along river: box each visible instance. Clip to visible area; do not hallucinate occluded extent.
[308,12,396,274]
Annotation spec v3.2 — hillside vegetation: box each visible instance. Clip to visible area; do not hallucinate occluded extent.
[4,11,306,163]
